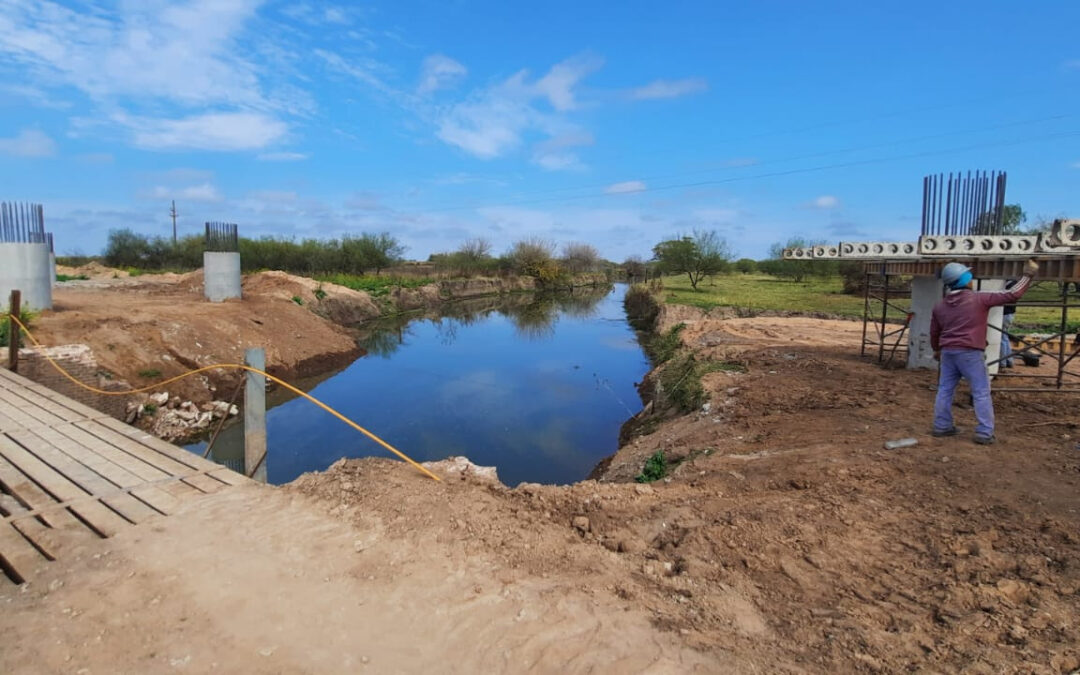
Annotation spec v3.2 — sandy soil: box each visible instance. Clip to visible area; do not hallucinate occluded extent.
[38,268,377,404]
[3,293,1079,672]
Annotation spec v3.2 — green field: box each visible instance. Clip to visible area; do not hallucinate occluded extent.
[659,274,1077,333]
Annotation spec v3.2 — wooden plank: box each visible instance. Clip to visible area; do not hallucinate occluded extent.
[49,424,171,483]
[208,467,249,487]
[0,521,46,583]
[0,408,25,433]
[5,430,160,524]
[0,388,67,428]
[0,490,76,562]
[0,453,84,532]
[0,436,128,537]
[72,420,198,475]
[0,374,110,420]
[31,427,179,515]
[0,383,87,423]
[91,417,224,472]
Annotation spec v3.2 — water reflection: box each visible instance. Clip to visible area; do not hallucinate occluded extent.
[186,284,646,486]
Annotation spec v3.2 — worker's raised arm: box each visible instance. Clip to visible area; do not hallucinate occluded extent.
[979,259,1039,308]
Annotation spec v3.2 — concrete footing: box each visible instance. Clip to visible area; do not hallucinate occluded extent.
[204,251,242,302]
[0,242,53,310]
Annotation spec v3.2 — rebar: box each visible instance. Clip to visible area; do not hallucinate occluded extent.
[921,171,1008,237]
[204,221,239,252]
[0,201,47,243]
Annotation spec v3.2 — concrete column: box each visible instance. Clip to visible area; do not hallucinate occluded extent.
[980,279,1006,376]
[203,251,242,302]
[907,275,943,369]
[49,253,56,288]
[0,242,52,311]
[244,348,267,483]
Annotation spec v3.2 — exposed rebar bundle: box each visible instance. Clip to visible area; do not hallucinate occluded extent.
[921,171,1008,236]
[205,221,239,252]
[0,201,47,244]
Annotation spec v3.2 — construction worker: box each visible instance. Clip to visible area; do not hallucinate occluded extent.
[931,259,1039,444]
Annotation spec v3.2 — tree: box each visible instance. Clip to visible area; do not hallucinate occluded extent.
[972,203,1026,235]
[623,255,647,281]
[734,258,757,274]
[561,242,600,273]
[652,230,733,290]
[355,232,405,275]
[508,237,558,280]
[765,238,813,283]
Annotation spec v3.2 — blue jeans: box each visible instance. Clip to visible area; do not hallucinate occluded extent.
[1000,313,1015,366]
[934,348,994,438]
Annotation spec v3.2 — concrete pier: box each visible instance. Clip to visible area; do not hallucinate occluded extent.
[203,251,242,302]
[907,276,943,369]
[0,242,52,311]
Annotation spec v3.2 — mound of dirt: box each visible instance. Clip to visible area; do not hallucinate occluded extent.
[242,271,383,325]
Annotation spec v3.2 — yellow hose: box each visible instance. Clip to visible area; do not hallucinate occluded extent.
[4,314,440,481]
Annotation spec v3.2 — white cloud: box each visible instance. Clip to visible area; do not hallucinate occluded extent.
[121,112,288,151]
[1071,160,1080,169]
[257,151,309,161]
[0,128,57,157]
[418,54,467,95]
[1064,59,1080,70]
[808,195,841,209]
[630,78,708,100]
[315,48,394,96]
[0,0,280,110]
[605,181,647,194]
[148,183,224,203]
[435,56,600,160]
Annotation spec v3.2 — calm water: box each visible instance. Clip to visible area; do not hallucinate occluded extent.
[186,285,649,486]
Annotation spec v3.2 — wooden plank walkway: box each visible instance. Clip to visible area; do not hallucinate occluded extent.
[0,367,249,585]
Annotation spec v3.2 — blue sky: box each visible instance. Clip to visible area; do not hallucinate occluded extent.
[1,0,1078,261]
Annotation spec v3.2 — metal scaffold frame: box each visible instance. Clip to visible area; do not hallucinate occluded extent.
[985,280,1079,393]
[860,268,912,367]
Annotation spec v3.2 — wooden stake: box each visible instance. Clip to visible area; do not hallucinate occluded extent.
[8,289,20,373]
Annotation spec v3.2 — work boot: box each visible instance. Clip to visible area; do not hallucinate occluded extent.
[973,434,996,445]
[932,427,959,437]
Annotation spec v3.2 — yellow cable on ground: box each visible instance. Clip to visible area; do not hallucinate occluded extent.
[3,314,440,482]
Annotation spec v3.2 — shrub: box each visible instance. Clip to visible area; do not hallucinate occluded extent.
[137,368,162,379]
[635,450,667,483]
[0,307,36,348]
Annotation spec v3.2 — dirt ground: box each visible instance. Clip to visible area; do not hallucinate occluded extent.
[36,267,376,403]
[2,292,1079,671]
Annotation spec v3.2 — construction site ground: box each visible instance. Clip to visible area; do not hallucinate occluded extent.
[2,277,1079,672]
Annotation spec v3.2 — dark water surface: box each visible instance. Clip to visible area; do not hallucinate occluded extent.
[186,285,649,486]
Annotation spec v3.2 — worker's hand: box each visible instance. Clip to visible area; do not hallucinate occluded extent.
[1024,258,1039,276]
[933,350,940,362]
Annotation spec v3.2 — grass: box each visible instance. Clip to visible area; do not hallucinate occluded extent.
[0,307,37,348]
[137,368,162,379]
[55,274,89,282]
[661,273,1076,332]
[315,273,435,297]
[291,295,304,306]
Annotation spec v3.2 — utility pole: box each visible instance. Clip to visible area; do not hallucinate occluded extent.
[169,200,178,244]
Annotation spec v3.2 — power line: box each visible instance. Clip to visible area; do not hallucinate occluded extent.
[410,129,1080,213]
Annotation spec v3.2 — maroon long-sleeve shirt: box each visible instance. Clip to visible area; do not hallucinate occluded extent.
[930,275,1032,351]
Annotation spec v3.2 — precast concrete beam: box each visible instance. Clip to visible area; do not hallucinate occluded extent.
[919,235,1040,256]
[839,241,919,259]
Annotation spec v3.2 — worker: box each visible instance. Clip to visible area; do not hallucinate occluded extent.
[931,259,1039,444]
[1000,280,1017,368]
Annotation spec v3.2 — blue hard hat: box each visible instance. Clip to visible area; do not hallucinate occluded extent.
[941,262,972,289]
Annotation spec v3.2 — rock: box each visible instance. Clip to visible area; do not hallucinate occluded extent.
[634,484,654,496]
[229,404,239,416]
[618,539,646,555]
[149,392,169,406]
[195,411,213,427]
[124,402,139,424]
[572,516,590,534]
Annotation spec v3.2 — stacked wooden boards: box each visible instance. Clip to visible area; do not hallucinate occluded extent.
[0,367,248,585]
